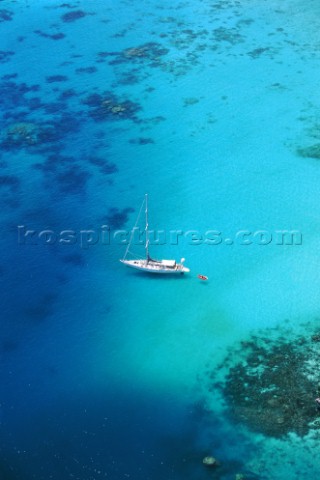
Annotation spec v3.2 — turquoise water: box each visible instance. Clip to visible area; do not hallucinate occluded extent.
[1,0,320,478]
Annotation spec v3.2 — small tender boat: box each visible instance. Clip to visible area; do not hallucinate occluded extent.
[120,194,190,275]
[197,274,208,281]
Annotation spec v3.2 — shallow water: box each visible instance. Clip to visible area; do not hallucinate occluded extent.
[1,0,320,478]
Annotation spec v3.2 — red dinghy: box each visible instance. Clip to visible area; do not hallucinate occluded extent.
[197,274,208,281]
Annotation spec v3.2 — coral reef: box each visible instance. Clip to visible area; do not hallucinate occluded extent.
[0,175,20,191]
[0,9,13,22]
[213,27,244,45]
[129,137,154,145]
[24,292,58,322]
[46,75,68,83]
[0,51,14,63]
[183,97,199,106]
[212,328,320,438]
[1,116,81,151]
[33,153,92,195]
[247,47,270,59]
[56,166,91,194]
[203,455,219,467]
[84,91,141,122]
[0,81,40,112]
[61,10,87,23]
[76,66,97,74]
[101,207,135,229]
[58,89,77,100]
[107,42,169,66]
[34,30,65,40]
[297,144,320,159]
[87,156,118,175]
[62,254,85,266]
[2,122,40,147]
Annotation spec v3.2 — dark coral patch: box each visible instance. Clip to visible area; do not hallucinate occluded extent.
[0,175,20,191]
[212,328,320,438]
[56,166,91,194]
[46,75,68,83]
[33,125,59,146]
[116,70,144,86]
[34,30,65,40]
[1,122,43,149]
[0,82,40,111]
[62,253,85,266]
[147,116,166,124]
[51,33,65,40]
[33,157,89,196]
[33,113,82,148]
[76,66,97,74]
[33,144,63,157]
[24,293,58,322]
[1,73,17,80]
[83,91,141,123]
[0,81,40,118]
[33,153,75,173]
[47,153,75,165]
[3,111,30,125]
[3,113,82,155]
[97,51,118,58]
[107,42,169,67]
[248,47,270,58]
[213,27,244,45]
[102,207,134,229]
[297,144,320,159]
[0,9,13,22]
[56,3,78,8]
[28,97,44,111]
[0,79,83,161]
[0,51,15,63]
[99,164,117,175]
[43,102,67,114]
[61,10,87,22]
[53,112,82,135]
[87,156,118,175]
[82,93,101,107]
[129,137,155,145]
[59,88,77,100]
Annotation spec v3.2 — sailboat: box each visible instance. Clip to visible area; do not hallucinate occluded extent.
[120,194,190,274]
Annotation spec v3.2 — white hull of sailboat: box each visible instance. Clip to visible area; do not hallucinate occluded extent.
[120,259,190,274]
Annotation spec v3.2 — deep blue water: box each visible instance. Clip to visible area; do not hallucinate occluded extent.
[2,0,320,478]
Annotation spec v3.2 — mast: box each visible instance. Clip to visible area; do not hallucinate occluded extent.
[145,193,149,261]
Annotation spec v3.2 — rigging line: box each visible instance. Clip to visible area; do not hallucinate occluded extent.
[126,251,142,260]
[145,193,149,259]
[122,196,146,260]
